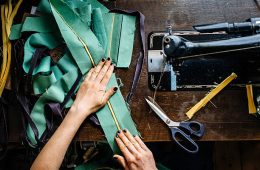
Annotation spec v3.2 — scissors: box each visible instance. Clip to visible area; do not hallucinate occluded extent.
[145,96,205,153]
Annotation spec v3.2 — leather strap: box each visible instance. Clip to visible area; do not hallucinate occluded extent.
[25,47,49,93]
[11,39,41,145]
[44,70,82,141]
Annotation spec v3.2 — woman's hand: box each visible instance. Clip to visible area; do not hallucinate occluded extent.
[31,58,116,170]
[71,58,117,119]
[114,129,157,170]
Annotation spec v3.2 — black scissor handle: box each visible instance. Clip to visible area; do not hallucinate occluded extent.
[179,121,205,138]
[170,127,199,154]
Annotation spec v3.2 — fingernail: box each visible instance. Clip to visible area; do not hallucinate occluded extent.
[116,134,119,138]
[133,135,136,137]
[107,57,111,61]
[101,58,105,62]
[123,129,127,133]
[113,87,118,92]
[113,156,118,160]
[117,130,121,134]
[110,63,113,65]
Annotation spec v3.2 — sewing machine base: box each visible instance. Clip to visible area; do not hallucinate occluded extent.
[148,31,260,91]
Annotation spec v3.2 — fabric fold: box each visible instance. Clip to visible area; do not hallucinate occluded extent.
[10,0,139,153]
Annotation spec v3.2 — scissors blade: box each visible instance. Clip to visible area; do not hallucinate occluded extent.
[145,97,173,126]
[147,96,167,114]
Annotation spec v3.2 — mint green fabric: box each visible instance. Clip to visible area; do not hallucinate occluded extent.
[37,0,52,14]
[104,14,123,64]
[10,0,139,153]
[77,4,92,25]
[9,16,58,40]
[93,8,108,51]
[117,15,136,67]
[27,68,79,145]
[9,24,22,40]
[23,33,62,74]
[98,74,138,153]
[33,71,56,95]
[49,0,138,152]
[56,52,78,73]
[31,52,77,95]
[50,0,97,74]
[103,13,136,67]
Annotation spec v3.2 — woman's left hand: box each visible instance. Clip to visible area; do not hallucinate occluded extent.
[71,58,117,119]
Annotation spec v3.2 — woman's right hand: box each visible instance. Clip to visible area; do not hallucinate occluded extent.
[71,58,116,119]
[114,129,157,170]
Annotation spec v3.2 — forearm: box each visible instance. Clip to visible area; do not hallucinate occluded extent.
[31,106,88,170]
[31,59,115,170]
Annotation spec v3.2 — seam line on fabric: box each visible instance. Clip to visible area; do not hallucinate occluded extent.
[49,1,121,130]
[108,13,115,58]
[116,15,123,62]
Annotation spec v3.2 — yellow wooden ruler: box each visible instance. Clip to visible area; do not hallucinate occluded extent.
[186,72,237,119]
[246,84,257,116]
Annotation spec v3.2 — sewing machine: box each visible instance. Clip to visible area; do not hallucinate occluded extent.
[148,18,260,91]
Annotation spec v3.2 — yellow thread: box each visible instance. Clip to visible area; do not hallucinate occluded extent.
[0,0,23,96]
[49,1,121,130]
[246,84,257,116]
[107,101,121,130]
[185,73,237,119]
[1,5,7,80]
[9,0,22,22]
[4,4,8,19]
[78,38,95,66]
[7,0,12,18]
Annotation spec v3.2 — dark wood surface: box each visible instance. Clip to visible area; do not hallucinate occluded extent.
[75,0,260,142]
[213,142,260,170]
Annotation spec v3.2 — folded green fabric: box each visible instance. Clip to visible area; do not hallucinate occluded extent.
[9,16,58,40]
[26,68,79,146]
[10,0,139,153]
[50,0,138,152]
[93,8,108,51]
[10,1,136,68]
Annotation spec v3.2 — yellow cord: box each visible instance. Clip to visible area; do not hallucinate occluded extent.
[0,0,23,96]
[246,84,257,116]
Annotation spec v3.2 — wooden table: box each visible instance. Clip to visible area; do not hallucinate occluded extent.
[76,0,260,142]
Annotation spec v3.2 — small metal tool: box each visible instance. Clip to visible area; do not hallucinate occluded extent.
[145,96,205,153]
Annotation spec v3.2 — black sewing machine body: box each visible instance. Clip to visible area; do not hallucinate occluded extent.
[148,31,260,91]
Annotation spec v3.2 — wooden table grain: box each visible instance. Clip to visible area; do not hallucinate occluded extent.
[76,0,260,141]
